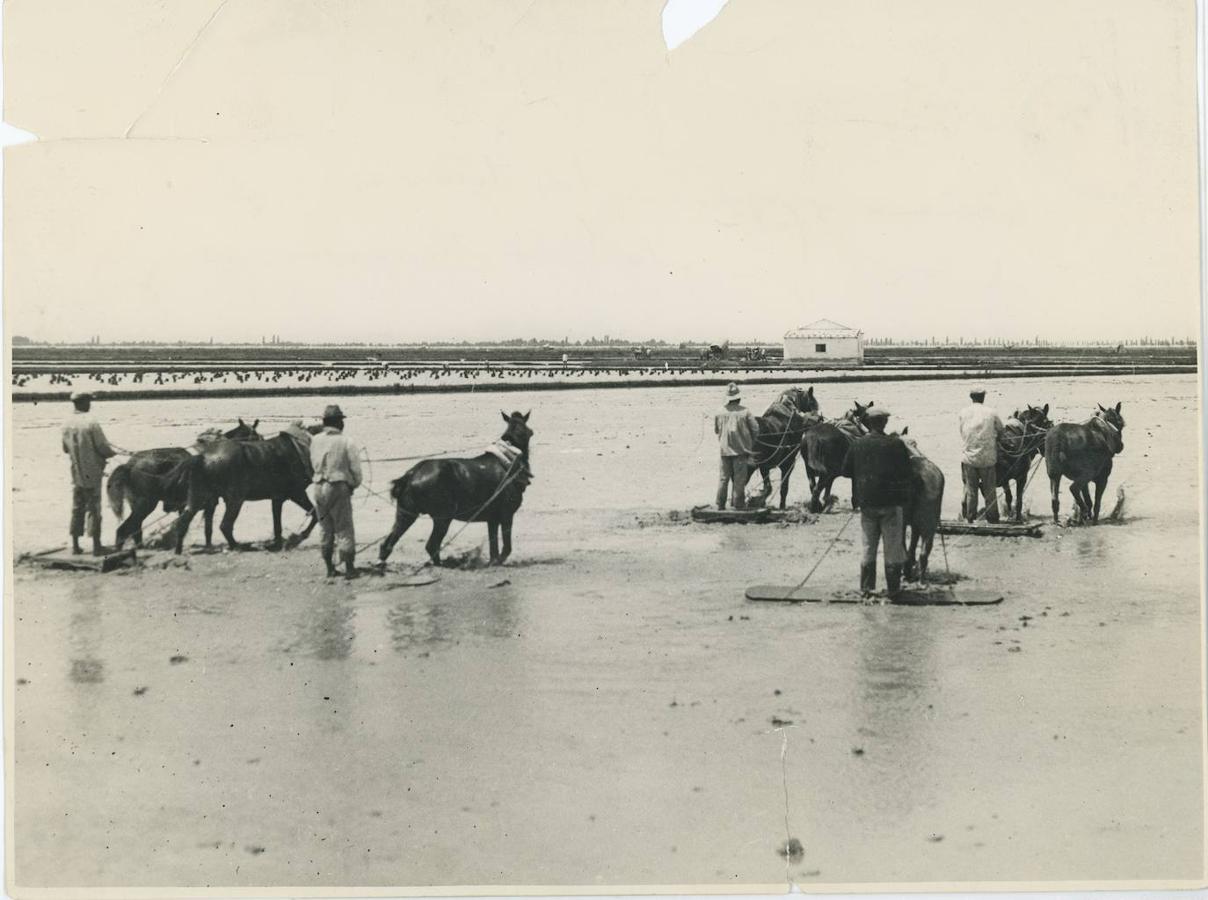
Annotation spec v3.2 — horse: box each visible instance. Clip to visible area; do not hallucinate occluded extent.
[751,386,822,509]
[108,419,260,549]
[898,427,945,582]
[800,400,873,512]
[378,411,533,568]
[1044,402,1125,524]
[996,404,1052,521]
[166,426,319,553]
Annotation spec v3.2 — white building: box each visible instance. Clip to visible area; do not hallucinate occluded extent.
[783,318,864,366]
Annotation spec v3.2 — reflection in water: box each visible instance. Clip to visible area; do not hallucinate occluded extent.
[68,579,105,685]
[853,609,939,821]
[386,589,521,654]
[303,596,356,660]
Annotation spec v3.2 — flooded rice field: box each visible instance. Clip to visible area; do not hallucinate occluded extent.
[8,373,1205,891]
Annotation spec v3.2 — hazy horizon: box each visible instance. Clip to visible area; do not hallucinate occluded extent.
[5,1,1201,345]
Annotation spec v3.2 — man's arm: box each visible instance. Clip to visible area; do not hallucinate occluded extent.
[347,443,363,490]
[90,423,117,459]
[713,413,722,436]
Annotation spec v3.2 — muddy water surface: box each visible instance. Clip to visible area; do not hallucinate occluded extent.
[8,374,1204,889]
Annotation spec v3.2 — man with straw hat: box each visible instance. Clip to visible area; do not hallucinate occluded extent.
[713,382,760,510]
[958,385,1004,523]
[310,404,363,579]
[842,405,912,599]
[61,390,122,555]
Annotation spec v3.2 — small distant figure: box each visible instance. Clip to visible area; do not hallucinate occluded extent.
[61,391,119,556]
[958,386,1004,523]
[713,382,760,510]
[842,406,912,598]
[309,404,363,579]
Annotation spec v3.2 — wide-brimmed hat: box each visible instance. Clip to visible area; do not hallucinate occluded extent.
[69,390,93,403]
[724,382,742,401]
[969,385,987,397]
[864,405,891,421]
[323,404,346,420]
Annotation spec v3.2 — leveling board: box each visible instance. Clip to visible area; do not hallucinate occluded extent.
[745,584,1005,606]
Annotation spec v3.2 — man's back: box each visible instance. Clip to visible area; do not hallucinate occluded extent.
[310,428,362,487]
[62,412,114,488]
[715,405,758,457]
[846,433,912,507]
[958,404,1003,467]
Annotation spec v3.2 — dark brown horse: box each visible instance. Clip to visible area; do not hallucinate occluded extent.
[996,404,1052,521]
[167,428,318,552]
[1045,403,1125,524]
[378,411,533,568]
[800,400,872,512]
[751,386,822,509]
[108,419,260,549]
[899,427,945,582]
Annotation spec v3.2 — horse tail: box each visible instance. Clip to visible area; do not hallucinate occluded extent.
[107,465,130,517]
[390,468,416,503]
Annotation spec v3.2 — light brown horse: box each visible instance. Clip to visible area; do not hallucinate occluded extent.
[899,427,945,581]
[1044,403,1125,524]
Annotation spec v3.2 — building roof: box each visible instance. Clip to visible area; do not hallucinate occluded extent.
[784,318,862,339]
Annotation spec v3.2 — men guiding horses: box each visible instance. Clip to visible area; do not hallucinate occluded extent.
[842,406,912,599]
[958,386,1004,523]
[714,382,760,510]
[62,391,122,556]
[310,404,363,579]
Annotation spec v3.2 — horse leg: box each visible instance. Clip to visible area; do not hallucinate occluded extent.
[116,497,154,550]
[378,505,418,565]
[1077,482,1095,522]
[778,459,794,510]
[203,503,216,549]
[499,512,515,564]
[488,519,501,564]
[1091,474,1110,524]
[919,533,934,582]
[757,465,773,503]
[290,489,319,539]
[1067,482,1086,522]
[219,496,246,550]
[1001,478,1015,523]
[904,528,919,582]
[1050,475,1061,524]
[174,507,198,555]
[426,518,452,567]
[269,498,284,550]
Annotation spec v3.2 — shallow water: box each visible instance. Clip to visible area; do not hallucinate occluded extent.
[8,373,1205,890]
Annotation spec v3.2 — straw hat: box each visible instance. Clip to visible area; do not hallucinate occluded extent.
[323,404,346,420]
[863,405,891,421]
[69,390,93,403]
[724,382,742,402]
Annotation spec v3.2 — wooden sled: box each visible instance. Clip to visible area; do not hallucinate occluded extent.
[18,546,138,574]
[937,520,1043,537]
[745,584,1004,606]
[691,505,775,524]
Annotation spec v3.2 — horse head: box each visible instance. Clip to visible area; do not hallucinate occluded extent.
[226,418,262,441]
[500,410,533,455]
[1096,402,1125,453]
[842,400,873,433]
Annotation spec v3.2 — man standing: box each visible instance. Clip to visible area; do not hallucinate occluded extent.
[958,386,1004,523]
[310,404,363,579]
[842,406,912,598]
[714,382,760,510]
[62,391,118,555]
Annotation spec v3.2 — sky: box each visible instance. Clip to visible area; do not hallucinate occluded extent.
[3,0,1202,344]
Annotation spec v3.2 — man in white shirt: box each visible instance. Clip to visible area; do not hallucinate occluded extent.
[957,386,1004,523]
[61,391,120,555]
[310,404,363,579]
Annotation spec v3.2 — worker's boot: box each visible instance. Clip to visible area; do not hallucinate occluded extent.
[91,537,105,557]
[322,548,338,579]
[885,564,904,600]
[71,537,84,556]
[859,563,876,596]
[341,550,359,580]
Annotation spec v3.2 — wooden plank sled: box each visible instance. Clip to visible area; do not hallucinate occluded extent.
[691,505,775,524]
[18,547,138,574]
[745,584,1004,606]
[937,520,1043,537]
